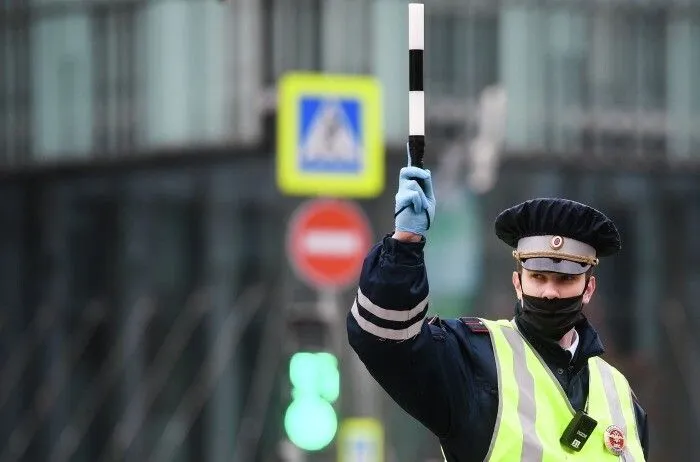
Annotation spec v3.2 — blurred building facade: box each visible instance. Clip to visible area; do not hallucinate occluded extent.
[1,0,700,461]
[4,0,700,163]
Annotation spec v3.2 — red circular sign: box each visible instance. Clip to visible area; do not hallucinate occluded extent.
[287,199,373,289]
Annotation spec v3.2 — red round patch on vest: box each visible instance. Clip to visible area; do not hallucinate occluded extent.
[603,425,625,455]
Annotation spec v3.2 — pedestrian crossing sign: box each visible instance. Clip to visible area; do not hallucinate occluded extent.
[338,417,384,462]
[277,72,384,198]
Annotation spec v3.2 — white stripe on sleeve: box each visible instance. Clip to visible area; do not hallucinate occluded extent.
[356,289,428,323]
[351,300,424,341]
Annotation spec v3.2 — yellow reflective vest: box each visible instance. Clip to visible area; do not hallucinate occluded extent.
[444,318,646,461]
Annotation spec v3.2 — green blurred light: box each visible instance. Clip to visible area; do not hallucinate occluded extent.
[289,352,339,402]
[285,352,340,450]
[283,395,338,451]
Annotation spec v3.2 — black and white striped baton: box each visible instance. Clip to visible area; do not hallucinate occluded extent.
[408,3,425,170]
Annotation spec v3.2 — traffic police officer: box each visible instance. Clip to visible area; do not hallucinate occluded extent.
[347,161,649,461]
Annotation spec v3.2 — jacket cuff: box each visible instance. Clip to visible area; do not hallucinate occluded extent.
[380,233,426,266]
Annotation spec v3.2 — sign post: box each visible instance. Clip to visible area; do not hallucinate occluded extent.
[285,198,374,453]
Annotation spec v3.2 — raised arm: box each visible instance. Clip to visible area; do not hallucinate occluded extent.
[346,163,466,438]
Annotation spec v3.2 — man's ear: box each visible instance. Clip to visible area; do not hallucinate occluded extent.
[512,271,523,300]
[583,275,596,304]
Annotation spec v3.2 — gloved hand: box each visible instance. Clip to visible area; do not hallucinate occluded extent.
[394,145,436,236]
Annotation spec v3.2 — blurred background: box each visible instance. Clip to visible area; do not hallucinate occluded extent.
[1,0,699,460]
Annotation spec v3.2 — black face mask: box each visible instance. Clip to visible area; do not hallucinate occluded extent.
[516,293,586,341]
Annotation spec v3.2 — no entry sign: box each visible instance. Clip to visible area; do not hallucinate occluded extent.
[287,199,373,290]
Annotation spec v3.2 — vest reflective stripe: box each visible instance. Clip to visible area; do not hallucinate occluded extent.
[588,357,646,461]
[485,321,543,460]
[471,318,646,462]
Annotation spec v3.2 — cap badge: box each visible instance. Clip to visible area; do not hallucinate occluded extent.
[603,425,625,455]
[550,235,564,250]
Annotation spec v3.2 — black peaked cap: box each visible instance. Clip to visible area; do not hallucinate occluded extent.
[494,198,621,258]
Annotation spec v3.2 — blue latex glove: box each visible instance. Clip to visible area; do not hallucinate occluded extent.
[394,145,436,236]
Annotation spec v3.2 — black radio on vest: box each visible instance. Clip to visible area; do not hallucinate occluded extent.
[560,410,598,451]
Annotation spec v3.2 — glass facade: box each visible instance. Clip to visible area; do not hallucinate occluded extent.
[3,0,700,162]
[1,0,261,163]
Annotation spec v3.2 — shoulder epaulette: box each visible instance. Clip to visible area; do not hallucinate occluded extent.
[460,317,490,334]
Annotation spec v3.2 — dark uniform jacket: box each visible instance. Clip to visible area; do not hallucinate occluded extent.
[347,235,649,462]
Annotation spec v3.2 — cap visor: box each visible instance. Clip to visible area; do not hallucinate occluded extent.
[521,258,591,275]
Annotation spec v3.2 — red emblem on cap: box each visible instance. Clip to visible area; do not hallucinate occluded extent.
[603,425,625,455]
[550,235,564,250]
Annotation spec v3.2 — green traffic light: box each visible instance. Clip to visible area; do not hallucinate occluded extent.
[284,394,338,451]
[285,352,340,451]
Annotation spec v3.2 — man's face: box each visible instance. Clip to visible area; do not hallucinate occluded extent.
[512,268,596,304]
